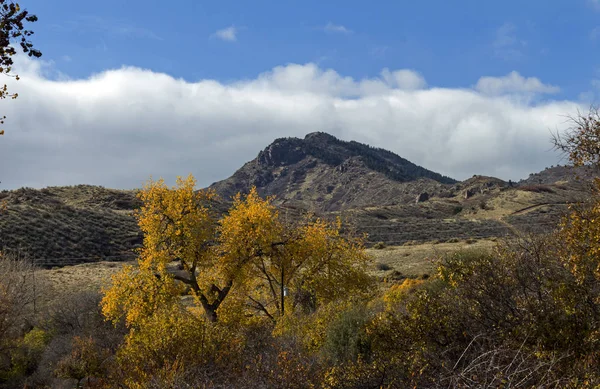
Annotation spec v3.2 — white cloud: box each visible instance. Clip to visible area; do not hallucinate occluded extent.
[380,69,426,90]
[323,22,352,34]
[0,59,581,191]
[211,26,237,42]
[589,0,600,10]
[243,64,426,97]
[475,71,560,96]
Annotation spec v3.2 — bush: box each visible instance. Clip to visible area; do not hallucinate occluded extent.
[375,262,392,271]
[321,305,372,364]
[355,240,600,387]
[373,241,386,250]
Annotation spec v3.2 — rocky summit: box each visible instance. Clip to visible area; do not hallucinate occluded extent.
[209,132,456,212]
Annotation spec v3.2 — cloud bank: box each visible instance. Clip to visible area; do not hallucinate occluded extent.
[0,59,581,190]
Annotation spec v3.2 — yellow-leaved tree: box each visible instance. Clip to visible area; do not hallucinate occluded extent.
[101,174,372,326]
[553,108,600,286]
[552,107,600,353]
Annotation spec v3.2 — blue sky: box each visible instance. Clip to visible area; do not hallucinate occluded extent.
[0,1,596,189]
[25,0,600,99]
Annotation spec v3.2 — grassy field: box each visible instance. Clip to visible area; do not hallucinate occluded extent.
[38,261,129,305]
[367,238,497,279]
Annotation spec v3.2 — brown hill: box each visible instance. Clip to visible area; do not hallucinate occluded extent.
[0,186,143,267]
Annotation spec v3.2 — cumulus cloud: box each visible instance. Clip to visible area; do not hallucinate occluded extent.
[244,64,426,97]
[323,22,352,34]
[0,58,581,190]
[211,26,238,42]
[475,71,560,96]
[380,69,426,90]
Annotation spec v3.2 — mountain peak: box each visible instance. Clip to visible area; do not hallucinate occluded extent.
[257,137,306,167]
[256,132,340,167]
[209,132,457,210]
[304,132,337,142]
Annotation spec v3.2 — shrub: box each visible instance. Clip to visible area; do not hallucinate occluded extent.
[373,241,386,250]
[375,262,392,271]
[321,304,372,364]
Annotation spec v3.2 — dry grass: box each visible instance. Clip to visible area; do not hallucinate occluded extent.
[367,239,497,278]
[38,261,130,305]
[462,190,541,220]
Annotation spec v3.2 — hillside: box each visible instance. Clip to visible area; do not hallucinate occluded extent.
[0,186,143,267]
[0,134,596,266]
[209,132,456,211]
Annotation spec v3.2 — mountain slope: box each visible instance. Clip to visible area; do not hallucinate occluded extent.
[1,136,595,266]
[209,132,456,211]
[0,186,143,267]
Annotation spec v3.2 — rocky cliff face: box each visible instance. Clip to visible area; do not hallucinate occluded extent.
[209,132,457,211]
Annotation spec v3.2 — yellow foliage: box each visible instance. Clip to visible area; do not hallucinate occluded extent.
[292,217,373,304]
[274,299,358,353]
[101,264,182,328]
[382,278,425,308]
[103,175,373,325]
[116,305,223,388]
[136,175,217,275]
[101,174,374,384]
[558,194,600,284]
